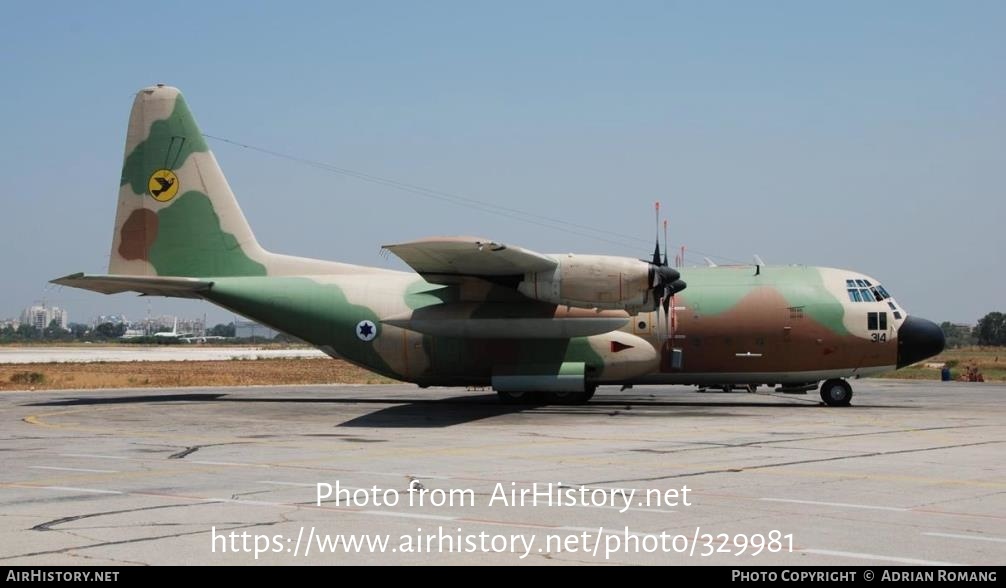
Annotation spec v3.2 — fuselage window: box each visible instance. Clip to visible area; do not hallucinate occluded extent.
[877,286,891,299]
[860,289,872,301]
[855,279,867,287]
[879,312,888,330]
[888,301,897,310]
[893,311,902,320]
[868,312,878,330]
[848,289,862,302]
[863,279,873,287]
[846,279,856,288]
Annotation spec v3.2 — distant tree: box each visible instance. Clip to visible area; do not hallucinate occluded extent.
[43,319,69,340]
[209,323,236,337]
[1,324,15,339]
[272,332,303,344]
[94,322,126,339]
[975,312,1006,346]
[68,323,90,339]
[16,324,38,340]
[939,321,977,348]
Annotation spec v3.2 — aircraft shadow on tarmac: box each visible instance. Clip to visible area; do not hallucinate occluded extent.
[17,391,907,428]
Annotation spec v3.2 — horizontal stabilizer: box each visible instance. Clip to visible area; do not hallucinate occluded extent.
[50,273,212,299]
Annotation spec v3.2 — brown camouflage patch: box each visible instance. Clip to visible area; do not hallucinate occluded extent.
[118,208,158,260]
[674,287,896,373]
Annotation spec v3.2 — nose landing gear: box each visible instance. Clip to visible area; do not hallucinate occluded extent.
[820,379,853,406]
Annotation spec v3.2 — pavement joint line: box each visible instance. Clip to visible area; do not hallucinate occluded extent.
[30,466,120,474]
[257,480,316,487]
[923,532,1006,543]
[760,498,909,512]
[39,486,123,495]
[800,548,962,566]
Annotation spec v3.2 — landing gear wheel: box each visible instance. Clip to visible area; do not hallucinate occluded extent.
[496,390,544,405]
[820,379,853,406]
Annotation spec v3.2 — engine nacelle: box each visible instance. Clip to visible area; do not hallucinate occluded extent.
[517,254,654,311]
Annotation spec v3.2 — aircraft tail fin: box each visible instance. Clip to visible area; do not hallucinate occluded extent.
[109,84,269,278]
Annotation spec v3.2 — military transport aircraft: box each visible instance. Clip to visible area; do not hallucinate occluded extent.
[53,85,945,406]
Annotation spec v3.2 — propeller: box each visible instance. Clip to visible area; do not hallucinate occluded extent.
[644,202,686,345]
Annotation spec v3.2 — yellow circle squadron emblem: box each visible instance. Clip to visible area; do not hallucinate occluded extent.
[147,169,179,202]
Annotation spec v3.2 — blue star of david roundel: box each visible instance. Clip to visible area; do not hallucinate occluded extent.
[355,320,377,342]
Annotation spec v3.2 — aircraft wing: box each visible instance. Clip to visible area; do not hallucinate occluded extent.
[50,273,213,299]
[382,237,556,281]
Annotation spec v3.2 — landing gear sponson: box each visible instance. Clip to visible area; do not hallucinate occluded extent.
[497,385,597,405]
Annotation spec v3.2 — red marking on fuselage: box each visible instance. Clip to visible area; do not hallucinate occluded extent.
[611,341,633,353]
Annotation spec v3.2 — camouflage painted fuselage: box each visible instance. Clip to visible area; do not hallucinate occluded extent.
[200,264,899,387]
[55,85,942,394]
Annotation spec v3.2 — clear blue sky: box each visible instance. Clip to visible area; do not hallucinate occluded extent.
[1,1,1002,325]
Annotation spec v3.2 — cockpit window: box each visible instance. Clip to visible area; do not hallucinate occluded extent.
[845,277,894,303]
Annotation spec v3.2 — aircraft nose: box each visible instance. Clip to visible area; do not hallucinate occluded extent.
[897,316,945,368]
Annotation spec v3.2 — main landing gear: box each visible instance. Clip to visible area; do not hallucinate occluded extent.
[496,385,597,405]
[819,379,853,407]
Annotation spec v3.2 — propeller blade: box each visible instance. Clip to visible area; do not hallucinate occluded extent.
[662,219,668,267]
[663,295,670,341]
[652,201,662,266]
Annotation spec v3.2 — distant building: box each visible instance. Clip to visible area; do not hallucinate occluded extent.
[234,320,277,340]
[148,315,177,333]
[118,315,205,337]
[179,317,206,337]
[21,304,68,330]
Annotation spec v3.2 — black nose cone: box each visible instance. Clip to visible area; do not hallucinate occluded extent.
[897,316,945,368]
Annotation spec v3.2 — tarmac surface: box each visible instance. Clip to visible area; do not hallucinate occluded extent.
[0,346,325,364]
[0,380,1002,565]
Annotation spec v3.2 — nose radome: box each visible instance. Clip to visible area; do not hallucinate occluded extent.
[897,316,945,369]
